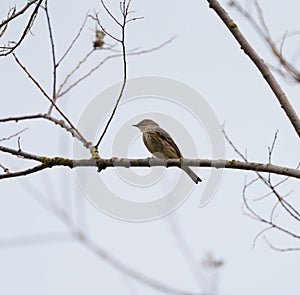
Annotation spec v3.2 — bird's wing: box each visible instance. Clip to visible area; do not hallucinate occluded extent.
[152,127,182,158]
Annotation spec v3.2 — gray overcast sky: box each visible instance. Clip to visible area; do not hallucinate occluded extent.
[1,0,300,294]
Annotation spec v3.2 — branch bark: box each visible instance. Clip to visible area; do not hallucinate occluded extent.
[207,0,300,138]
[0,144,299,179]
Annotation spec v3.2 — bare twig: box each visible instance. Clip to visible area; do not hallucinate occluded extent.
[94,0,138,149]
[0,163,9,173]
[94,1,174,149]
[264,237,300,252]
[44,0,57,112]
[0,0,39,29]
[0,128,28,142]
[207,0,300,137]
[81,233,201,295]
[222,126,247,161]
[242,179,300,240]
[252,225,273,249]
[56,13,89,67]
[10,177,204,295]
[0,232,72,248]
[48,11,91,113]
[268,130,279,164]
[95,41,126,146]
[0,114,44,123]
[229,0,300,83]
[0,6,16,38]
[17,136,21,151]
[92,12,121,42]
[12,53,91,150]
[126,16,144,24]
[0,0,43,56]
[0,145,43,162]
[0,113,93,149]
[225,128,300,248]
[56,49,94,97]
[100,0,122,27]
[0,163,49,179]
[57,37,175,98]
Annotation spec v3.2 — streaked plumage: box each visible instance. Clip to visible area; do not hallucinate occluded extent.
[133,119,202,184]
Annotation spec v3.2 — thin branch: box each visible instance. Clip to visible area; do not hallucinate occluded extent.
[56,49,94,97]
[17,136,21,151]
[44,0,57,113]
[225,128,300,241]
[57,36,175,98]
[0,145,43,162]
[100,0,122,27]
[0,113,91,146]
[0,128,28,142]
[12,53,49,98]
[268,184,300,222]
[255,0,300,83]
[126,16,144,24]
[0,163,49,179]
[94,45,127,148]
[0,114,44,122]
[0,232,73,248]
[268,129,279,163]
[0,0,43,56]
[56,12,89,67]
[270,191,293,223]
[252,226,273,249]
[267,130,279,183]
[95,0,156,148]
[0,6,16,38]
[242,180,300,240]
[226,127,300,221]
[0,163,9,173]
[264,237,300,252]
[48,12,91,114]
[91,13,121,42]
[207,0,300,137]
[16,175,204,295]
[0,0,39,28]
[222,126,247,161]
[81,233,201,295]
[253,175,290,200]
[12,53,91,150]
[229,0,300,83]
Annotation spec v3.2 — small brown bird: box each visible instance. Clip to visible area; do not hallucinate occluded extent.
[133,119,202,184]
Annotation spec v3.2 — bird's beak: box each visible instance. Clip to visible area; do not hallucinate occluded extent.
[132,124,137,127]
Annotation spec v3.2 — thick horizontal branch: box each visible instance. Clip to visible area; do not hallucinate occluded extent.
[74,158,300,179]
[0,144,299,179]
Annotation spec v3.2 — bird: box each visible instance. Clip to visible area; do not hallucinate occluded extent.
[133,119,202,184]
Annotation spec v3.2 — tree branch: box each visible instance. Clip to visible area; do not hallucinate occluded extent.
[44,0,57,106]
[0,113,91,147]
[0,0,43,56]
[95,0,130,149]
[207,0,300,138]
[12,54,92,151]
[0,0,40,29]
[0,144,299,180]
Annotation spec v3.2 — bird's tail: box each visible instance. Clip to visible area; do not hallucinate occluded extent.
[181,165,202,184]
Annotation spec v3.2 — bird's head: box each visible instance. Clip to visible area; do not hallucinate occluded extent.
[132,119,159,132]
